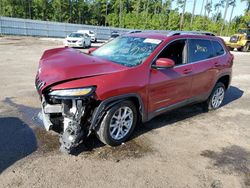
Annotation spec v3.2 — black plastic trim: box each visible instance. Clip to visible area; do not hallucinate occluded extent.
[90,93,146,130]
[148,93,209,121]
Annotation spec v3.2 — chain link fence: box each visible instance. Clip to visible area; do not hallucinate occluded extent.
[0,16,134,40]
[0,17,227,42]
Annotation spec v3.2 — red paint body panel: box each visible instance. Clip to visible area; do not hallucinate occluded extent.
[36,33,233,121]
[37,47,128,93]
[148,64,193,112]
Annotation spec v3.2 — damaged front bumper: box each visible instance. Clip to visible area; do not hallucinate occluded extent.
[40,87,97,153]
[41,97,62,131]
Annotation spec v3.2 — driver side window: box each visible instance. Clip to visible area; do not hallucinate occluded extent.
[157,39,187,66]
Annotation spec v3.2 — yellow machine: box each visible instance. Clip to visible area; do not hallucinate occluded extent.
[226,27,250,52]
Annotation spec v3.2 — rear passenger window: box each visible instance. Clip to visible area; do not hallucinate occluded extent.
[188,39,214,63]
[212,41,225,56]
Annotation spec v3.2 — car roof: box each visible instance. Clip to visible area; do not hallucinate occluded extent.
[124,31,217,41]
[125,32,168,40]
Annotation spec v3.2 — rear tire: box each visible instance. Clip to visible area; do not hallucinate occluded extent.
[203,82,225,111]
[96,100,137,146]
[228,47,234,51]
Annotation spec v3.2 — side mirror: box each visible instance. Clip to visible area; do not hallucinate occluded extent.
[87,47,97,54]
[152,58,175,69]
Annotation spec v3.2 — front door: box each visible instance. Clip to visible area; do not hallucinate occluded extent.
[148,39,193,113]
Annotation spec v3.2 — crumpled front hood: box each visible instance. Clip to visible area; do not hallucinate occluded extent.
[36,47,127,92]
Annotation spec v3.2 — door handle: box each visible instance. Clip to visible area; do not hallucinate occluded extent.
[183,68,192,74]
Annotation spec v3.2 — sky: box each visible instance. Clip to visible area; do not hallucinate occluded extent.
[172,0,247,21]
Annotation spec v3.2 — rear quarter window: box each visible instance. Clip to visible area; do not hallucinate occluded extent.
[188,39,214,63]
[212,40,225,56]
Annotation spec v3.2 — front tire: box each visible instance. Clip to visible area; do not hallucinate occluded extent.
[96,101,137,146]
[203,82,225,111]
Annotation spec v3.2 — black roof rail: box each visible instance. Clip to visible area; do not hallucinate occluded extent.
[167,31,215,37]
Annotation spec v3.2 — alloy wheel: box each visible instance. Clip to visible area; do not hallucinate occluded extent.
[109,106,133,140]
[211,87,225,109]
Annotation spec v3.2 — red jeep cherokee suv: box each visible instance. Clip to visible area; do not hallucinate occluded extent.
[36,31,233,153]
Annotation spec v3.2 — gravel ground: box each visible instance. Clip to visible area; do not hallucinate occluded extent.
[0,36,250,188]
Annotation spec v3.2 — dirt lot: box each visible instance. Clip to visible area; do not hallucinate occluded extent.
[0,36,250,188]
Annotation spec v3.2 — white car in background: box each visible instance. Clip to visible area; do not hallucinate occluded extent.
[77,30,97,42]
[64,32,91,48]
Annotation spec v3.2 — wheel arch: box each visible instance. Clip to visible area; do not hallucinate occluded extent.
[216,74,231,90]
[89,93,146,131]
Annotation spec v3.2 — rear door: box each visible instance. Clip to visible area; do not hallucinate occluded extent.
[148,39,193,113]
[188,39,217,98]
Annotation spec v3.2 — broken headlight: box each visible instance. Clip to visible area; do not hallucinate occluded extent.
[49,87,94,97]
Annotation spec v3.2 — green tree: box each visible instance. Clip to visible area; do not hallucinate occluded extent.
[0,0,248,36]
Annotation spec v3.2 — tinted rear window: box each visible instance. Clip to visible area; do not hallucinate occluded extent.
[212,40,225,56]
[189,39,214,62]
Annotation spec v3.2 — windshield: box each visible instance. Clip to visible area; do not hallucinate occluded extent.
[69,33,83,38]
[92,36,162,67]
